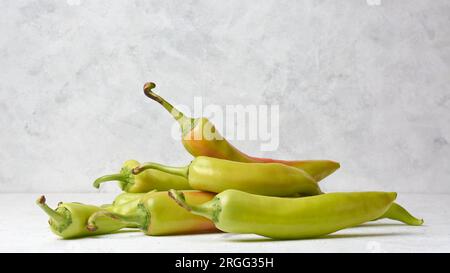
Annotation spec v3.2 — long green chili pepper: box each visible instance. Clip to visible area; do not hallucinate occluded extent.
[87,190,218,236]
[108,192,424,226]
[168,189,397,239]
[36,196,131,239]
[142,82,340,182]
[93,160,191,192]
[133,156,322,197]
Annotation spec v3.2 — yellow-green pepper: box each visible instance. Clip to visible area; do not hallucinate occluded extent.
[93,160,191,192]
[169,189,397,239]
[87,190,218,236]
[133,156,322,197]
[36,196,130,239]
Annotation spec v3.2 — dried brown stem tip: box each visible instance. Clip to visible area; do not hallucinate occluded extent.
[37,195,46,205]
[143,82,156,92]
[132,167,141,175]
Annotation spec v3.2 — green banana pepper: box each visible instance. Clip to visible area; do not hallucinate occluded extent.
[133,156,322,197]
[87,190,218,236]
[36,196,132,239]
[168,189,398,239]
[93,160,191,192]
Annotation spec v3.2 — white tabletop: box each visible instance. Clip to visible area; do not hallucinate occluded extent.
[1,193,448,253]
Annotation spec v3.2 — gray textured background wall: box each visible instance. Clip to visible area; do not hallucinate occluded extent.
[1,0,449,193]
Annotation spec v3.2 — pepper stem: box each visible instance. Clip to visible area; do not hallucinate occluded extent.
[132,162,189,177]
[143,82,196,135]
[86,209,147,232]
[36,195,68,226]
[168,190,216,221]
[93,173,128,189]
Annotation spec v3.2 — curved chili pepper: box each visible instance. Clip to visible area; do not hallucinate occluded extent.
[111,194,423,227]
[133,156,322,197]
[168,189,397,239]
[142,82,339,182]
[93,159,191,192]
[36,196,131,239]
[87,190,218,236]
